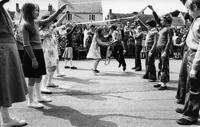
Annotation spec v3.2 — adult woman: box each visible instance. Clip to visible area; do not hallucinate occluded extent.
[0,0,28,126]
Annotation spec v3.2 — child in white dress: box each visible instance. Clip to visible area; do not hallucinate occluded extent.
[87,27,110,73]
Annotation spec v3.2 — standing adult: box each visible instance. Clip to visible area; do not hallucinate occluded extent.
[0,0,28,126]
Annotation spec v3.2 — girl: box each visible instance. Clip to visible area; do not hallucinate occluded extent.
[40,13,67,94]
[0,0,27,126]
[21,3,67,108]
[87,27,110,73]
[62,25,77,69]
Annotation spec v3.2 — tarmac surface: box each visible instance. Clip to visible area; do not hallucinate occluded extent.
[6,59,200,127]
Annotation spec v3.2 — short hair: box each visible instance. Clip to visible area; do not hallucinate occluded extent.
[162,14,173,25]
[145,19,156,27]
[110,25,117,30]
[188,0,200,11]
[95,27,103,35]
[22,3,37,22]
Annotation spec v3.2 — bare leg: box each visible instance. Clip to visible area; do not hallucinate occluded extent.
[93,59,101,71]
[1,107,10,123]
[35,77,52,102]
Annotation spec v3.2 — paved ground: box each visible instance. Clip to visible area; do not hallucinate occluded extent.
[6,59,200,127]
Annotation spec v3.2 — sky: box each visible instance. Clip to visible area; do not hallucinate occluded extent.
[4,0,187,18]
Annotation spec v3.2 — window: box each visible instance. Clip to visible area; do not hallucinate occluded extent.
[66,13,72,21]
[89,14,95,21]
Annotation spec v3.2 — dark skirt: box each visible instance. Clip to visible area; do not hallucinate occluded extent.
[18,49,24,62]
[22,49,46,78]
[0,43,27,107]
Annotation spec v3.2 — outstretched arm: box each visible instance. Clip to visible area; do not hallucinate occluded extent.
[148,5,162,27]
[0,0,9,7]
[53,12,68,27]
[38,4,67,27]
[135,18,148,31]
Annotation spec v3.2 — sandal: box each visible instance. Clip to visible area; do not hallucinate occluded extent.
[2,117,28,127]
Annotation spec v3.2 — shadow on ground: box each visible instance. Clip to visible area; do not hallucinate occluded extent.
[54,77,99,85]
[52,88,107,101]
[39,103,178,127]
[39,103,118,127]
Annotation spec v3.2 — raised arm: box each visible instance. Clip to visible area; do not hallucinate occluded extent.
[135,18,148,31]
[38,4,67,27]
[148,5,162,27]
[53,12,68,27]
[65,25,77,36]
[0,0,9,7]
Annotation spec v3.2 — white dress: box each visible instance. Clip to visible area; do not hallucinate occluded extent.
[87,35,101,59]
[42,30,58,68]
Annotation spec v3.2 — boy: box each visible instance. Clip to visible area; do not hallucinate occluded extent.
[176,0,200,125]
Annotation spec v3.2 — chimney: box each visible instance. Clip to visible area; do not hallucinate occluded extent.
[16,3,20,12]
[109,9,112,14]
[48,4,53,12]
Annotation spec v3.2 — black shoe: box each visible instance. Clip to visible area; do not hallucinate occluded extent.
[176,118,197,125]
[123,65,126,71]
[135,68,141,71]
[143,75,149,79]
[41,91,52,94]
[153,84,161,88]
[93,69,100,73]
[175,108,184,114]
[132,67,136,70]
[64,66,70,69]
[158,86,167,90]
[176,99,184,105]
[71,66,77,69]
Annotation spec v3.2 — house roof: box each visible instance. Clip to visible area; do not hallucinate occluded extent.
[58,0,102,14]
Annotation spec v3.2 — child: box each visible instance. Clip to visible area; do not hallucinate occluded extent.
[176,0,200,125]
[87,27,110,73]
[62,25,77,69]
[0,0,28,126]
[109,25,127,71]
[40,13,67,94]
[148,5,174,90]
[21,2,67,108]
[136,18,158,81]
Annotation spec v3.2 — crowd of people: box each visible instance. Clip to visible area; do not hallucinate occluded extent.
[1,0,200,126]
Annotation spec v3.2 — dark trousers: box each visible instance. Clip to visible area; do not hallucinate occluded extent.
[144,50,156,80]
[176,50,189,102]
[135,45,142,69]
[182,50,200,121]
[112,44,126,67]
[157,50,170,83]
